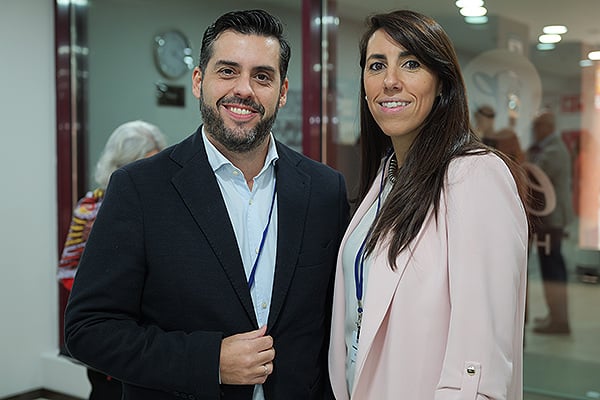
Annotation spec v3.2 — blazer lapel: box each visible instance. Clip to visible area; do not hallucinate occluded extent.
[267,144,310,329]
[352,206,435,390]
[329,173,381,399]
[170,131,258,327]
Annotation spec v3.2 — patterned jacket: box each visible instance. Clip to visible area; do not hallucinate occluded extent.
[58,188,104,290]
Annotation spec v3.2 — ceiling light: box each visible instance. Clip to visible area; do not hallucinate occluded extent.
[459,6,487,17]
[464,16,488,24]
[580,59,593,67]
[537,43,556,51]
[543,25,568,35]
[455,0,484,7]
[588,51,600,60]
[538,34,562,44]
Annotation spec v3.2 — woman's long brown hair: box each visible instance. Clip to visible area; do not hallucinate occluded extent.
[357,10,529,268]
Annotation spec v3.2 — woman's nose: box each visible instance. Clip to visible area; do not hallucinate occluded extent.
[383,69,400,90]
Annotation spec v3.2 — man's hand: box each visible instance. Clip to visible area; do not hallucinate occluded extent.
[219,325,275,385]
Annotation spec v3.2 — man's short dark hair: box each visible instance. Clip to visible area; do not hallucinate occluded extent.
[198,9,291,84]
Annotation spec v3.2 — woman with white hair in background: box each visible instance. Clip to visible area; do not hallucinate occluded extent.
[58,120,167,400]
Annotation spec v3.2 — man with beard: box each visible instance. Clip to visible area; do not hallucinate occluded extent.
[65,9,349,400]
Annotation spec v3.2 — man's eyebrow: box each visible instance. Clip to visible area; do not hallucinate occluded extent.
[253,65,277,74]
[214,60,240,68]
[213,60,277,75]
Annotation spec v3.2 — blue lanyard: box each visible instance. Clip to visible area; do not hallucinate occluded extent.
[354,152,392,338]
[247,180,277,289]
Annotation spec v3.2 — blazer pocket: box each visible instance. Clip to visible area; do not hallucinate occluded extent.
[460,361,482,400]
[296,240,333,268]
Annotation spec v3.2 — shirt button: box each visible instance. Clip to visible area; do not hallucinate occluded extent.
[255,248,260,254]
[466,365,476,376]
[261,302,268,309]
[232,170,240,176]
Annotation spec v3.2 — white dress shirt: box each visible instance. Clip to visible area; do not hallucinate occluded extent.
[202,128,278,400]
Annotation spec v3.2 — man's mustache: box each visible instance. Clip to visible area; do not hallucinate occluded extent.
[217,96,265,116]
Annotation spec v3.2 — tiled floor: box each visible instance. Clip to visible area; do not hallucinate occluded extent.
[29,396,572,400]
[28,391,570,400]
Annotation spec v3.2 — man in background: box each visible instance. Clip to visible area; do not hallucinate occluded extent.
[527,109,573,335]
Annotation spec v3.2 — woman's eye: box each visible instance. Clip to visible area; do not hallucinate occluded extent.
[368,62,385,71]
[403,60,421,70]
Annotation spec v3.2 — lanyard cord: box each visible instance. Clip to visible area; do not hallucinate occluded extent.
[353,151,393,338]
[247,179,277,289]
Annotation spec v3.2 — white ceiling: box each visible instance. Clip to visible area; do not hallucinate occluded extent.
[336,0,600,47]
[251,0,599,79]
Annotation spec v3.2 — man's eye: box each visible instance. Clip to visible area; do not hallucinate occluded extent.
[219,68,235,76]
[256,73,272,82]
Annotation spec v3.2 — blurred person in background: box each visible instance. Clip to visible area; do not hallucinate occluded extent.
[58,120,167,400]
[475,105,524,163]
[527,109,573,335]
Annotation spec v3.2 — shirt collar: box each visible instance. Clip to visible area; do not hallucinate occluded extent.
[201,126,279,177]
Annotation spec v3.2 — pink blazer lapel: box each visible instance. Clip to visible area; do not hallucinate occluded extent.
[352,205,435,393]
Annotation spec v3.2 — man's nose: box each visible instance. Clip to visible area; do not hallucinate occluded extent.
[232,75,254,98]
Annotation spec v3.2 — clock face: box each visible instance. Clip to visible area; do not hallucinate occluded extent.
[153,30,193,79]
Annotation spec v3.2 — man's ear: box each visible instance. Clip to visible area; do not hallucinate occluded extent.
[192,67,202,99]
[279,77,289,108]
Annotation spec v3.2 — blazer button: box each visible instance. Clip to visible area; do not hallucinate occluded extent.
[466,365,476,376]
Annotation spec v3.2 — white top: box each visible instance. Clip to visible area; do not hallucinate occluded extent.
[342,173,393,393]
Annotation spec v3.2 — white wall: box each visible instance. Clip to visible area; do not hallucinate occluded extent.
[0,0,88,397]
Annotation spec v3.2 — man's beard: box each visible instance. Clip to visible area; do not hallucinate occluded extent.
[200,92,278,154]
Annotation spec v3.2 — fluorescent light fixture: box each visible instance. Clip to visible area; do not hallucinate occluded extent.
[588,51,600,60]
[459,6,487,17]
[580,59,593,67]
[537,43,556,51]
[538,34,562,44]
[464,16,488,24]
[57,0,88,5]
[543,25,568,35]
[455,0,484,7]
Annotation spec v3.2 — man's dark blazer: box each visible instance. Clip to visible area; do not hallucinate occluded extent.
[64,127,349,400]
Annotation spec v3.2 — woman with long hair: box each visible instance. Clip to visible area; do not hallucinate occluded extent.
[329,10,528,399]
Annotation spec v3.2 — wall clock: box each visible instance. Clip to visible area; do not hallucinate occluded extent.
[153,30,194,79]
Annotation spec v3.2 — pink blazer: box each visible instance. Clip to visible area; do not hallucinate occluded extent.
[329,153,528,400]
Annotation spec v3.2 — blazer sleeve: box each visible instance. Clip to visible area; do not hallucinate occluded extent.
[435,155,528,400]
[64,168,222,399]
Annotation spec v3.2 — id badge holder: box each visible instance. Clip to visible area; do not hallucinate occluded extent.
[349,330,359,365]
